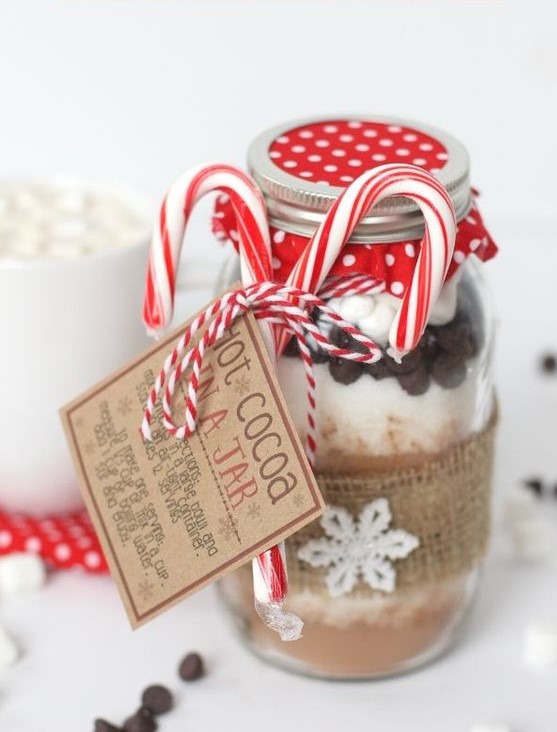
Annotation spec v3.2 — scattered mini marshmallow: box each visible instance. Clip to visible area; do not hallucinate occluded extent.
[508,516,556,561]
[0,625,19,668]
[0,182,149,260]
[0,552,46,595]
[524,621,557,667]
[469,724,512,732]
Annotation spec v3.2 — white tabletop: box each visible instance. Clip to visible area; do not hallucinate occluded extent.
[1,215,557,732]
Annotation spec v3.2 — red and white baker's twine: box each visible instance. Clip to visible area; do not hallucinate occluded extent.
[141,161,457,630]
[141,282,382,460]
[143,163,272,339]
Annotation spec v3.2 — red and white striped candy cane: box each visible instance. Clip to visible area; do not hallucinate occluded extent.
[141,164,296,638]
[143,162,272,337]
[283,164,457,355]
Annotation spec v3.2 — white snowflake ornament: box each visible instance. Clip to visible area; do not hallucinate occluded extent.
[298,498,419,597]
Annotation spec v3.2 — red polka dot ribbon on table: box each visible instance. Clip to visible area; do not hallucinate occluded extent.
[0,509,107,573]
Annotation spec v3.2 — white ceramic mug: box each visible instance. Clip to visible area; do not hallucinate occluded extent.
[0,183,153,516]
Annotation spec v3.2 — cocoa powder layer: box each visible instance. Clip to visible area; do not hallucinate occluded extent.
[220,568,474,678]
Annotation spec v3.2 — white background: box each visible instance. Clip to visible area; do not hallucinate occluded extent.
[1,2,557,731]
[0,0,556,219]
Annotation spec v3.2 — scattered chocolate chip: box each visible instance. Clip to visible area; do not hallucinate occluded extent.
[433,323,474,358]
[178,652,205,681]
[523,478,544,497]
[94,721,122,732]
[364,357,390,380]
[541,353,557,374]
[328,357,362,385]
[141,685,173,716]
[431,353,467,389]
[398,364,430,396]
[123,707,157,732]
[384,348,422,375]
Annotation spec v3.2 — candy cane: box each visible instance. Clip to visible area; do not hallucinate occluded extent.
[283,164,457,355]
[143,162,272,337]
[141,164,297,637]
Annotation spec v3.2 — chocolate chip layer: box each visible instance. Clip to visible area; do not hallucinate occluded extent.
[282,278,483,396]
[431,353,467,389]
[398,364,431,396]
[328,358,363,385]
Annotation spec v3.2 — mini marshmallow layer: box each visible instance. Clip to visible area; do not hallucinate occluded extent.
[0,183,148,259]
[327,276,459,346]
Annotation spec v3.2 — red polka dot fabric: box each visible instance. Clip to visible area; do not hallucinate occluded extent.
[0,509,107,573]
[214,118,497,294]
[268,120,448,187]
[212,194,498,297]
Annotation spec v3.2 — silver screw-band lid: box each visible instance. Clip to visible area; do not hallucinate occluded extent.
[248,116,471,243]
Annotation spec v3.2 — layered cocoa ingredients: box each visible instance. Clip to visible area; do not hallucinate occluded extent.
[220,274,494,678]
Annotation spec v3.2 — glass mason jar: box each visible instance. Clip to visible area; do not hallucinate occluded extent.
[215,116,498,679]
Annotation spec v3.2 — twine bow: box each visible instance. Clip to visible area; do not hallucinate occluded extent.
[141,279,383,469]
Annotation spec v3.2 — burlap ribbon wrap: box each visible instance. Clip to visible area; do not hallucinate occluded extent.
[286,412,498,597]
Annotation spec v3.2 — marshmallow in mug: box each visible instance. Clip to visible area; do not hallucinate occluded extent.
[0,182,148,260]
[328,275,459,346]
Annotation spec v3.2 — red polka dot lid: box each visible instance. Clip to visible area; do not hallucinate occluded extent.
[213,116,497,293]
[248,116,471,239]
[268,119,449,189]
